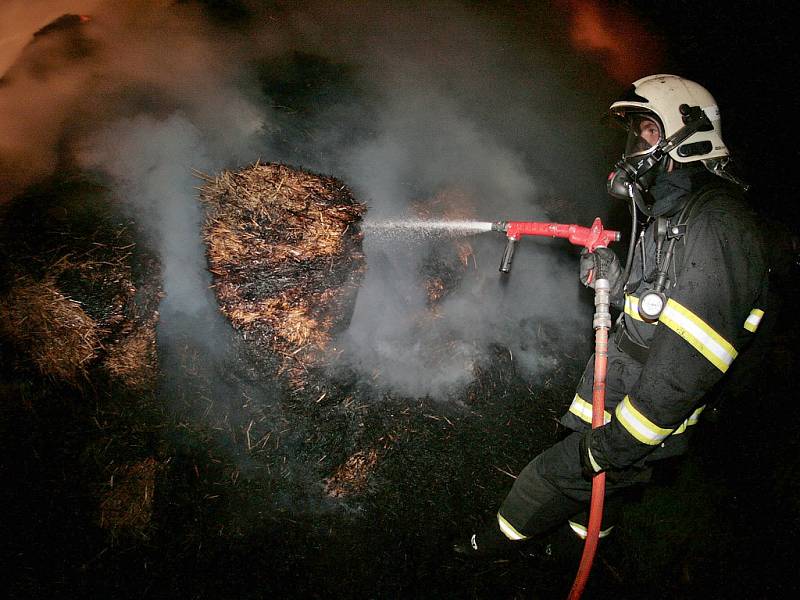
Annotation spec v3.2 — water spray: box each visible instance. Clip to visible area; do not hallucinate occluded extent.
[362,219,494,240]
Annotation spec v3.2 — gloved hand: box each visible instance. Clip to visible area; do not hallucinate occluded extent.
[579,430,604,481]
[579,247,621,289]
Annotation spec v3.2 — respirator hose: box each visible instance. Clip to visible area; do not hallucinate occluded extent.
[620,185,639,286]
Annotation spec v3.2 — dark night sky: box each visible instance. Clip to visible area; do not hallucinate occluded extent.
[624,1,799,226]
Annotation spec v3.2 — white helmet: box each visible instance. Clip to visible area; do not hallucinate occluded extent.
[609,74,729,165]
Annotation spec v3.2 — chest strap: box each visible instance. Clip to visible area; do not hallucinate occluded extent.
[614,321,651,363]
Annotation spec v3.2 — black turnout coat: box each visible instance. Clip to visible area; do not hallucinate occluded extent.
[560,168,770,471]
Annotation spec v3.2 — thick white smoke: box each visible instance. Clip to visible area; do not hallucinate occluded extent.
[275,1,621,396]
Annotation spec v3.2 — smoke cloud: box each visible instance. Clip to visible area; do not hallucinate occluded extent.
[0,0,656,401]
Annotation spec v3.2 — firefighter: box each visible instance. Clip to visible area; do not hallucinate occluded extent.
[455,74,770,556]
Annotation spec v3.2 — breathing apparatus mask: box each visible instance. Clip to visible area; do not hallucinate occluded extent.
[606,105,713,219]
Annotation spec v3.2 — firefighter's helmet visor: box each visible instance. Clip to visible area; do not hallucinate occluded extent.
[621,113,663,160]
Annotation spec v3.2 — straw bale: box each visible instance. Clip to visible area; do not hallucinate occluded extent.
[417,186,479,221]
[201,163,366,385]
[412,186,480,309]
[0,276,102,383]
[426,277,447,305]
[202,163,364,272]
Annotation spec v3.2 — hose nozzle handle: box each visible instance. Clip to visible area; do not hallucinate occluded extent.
[499,237,517,273]
[593,250,610,281]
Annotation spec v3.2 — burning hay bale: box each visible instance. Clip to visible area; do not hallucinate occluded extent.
[200,163,366,387]
[0,276,102,383]
[324,449,380,498]
[99,457,162,539]
[98,251,162,389]
[0,253,161,387]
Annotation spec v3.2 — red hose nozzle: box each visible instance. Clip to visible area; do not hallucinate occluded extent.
[493,218,620,273]
[501,218,619,251]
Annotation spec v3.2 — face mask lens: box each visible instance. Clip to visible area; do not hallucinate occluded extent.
[624,115,662,159]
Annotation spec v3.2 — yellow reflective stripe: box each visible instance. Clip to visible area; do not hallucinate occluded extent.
[497,512,528,541]
[744,308,764,332]
[615,395,672,445]
[672,405,706,435]
[568,393,611,425]
[568,521,614,539]
[660,298,737,372]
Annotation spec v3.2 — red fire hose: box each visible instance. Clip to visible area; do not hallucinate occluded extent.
[567,318,609,599]
[493,218,618,599]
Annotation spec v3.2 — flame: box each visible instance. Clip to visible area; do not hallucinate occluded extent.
[558,0,662,84]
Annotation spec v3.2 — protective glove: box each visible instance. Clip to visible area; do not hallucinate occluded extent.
[579,430,604,482]
[579,247,621,290]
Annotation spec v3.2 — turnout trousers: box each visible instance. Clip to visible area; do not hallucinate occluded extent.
[497,431,651,540]
[497,344,652,541]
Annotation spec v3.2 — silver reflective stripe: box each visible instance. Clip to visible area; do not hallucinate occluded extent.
[567,393,611,425]
[617,396,706,443]
[672,405,706,435]
[744,308,764,332]
[568,520,614,540]
[497,512,528,541]
[586,446,602,473]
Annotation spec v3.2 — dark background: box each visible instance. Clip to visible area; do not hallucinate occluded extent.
[626,0,798,227]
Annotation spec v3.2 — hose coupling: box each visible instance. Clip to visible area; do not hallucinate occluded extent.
[593,278,612,330]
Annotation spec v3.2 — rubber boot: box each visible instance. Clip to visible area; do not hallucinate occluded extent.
[453,518,521,558]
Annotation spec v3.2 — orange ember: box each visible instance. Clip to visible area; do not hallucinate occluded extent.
[559,0,662,84]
